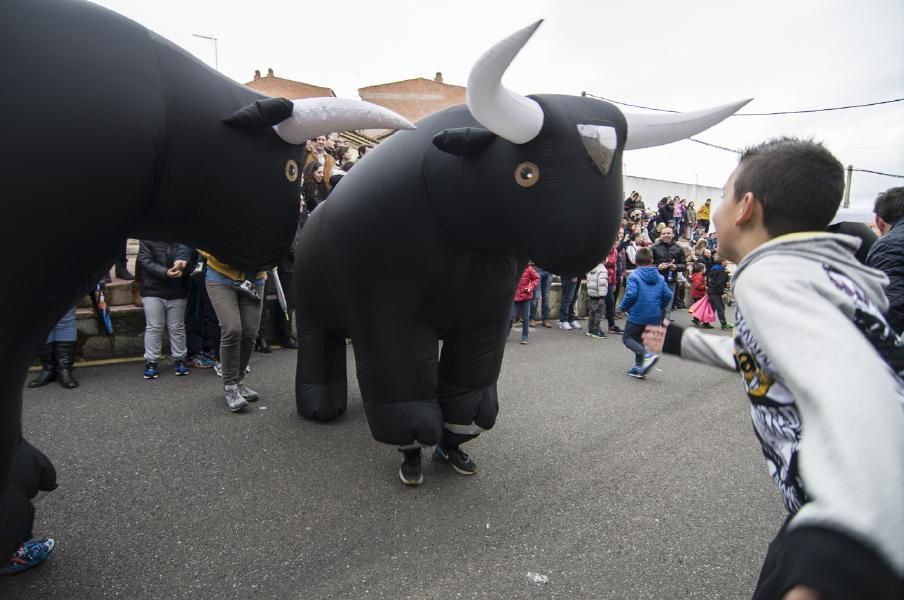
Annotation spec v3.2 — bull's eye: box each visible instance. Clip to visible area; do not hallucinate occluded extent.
[514,162,539,188]
[577,124,617,176]
[285,159,299,182]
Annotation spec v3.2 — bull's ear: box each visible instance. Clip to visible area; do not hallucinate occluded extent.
[223,98,294,128]
[432,127,496,156]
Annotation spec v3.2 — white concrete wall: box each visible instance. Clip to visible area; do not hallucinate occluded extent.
[624,175,722,211]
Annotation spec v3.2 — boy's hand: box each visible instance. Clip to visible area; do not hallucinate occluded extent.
[642,325,667,353]
[783,586,820,600]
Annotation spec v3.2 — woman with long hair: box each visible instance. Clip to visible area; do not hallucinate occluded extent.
[301,160,329,212]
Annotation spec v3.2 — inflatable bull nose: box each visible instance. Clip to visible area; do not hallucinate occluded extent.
[293,18,751,458]
[0,0,412,563]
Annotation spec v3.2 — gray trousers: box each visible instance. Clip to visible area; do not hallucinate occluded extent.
[206,280,264,386]
[143,297,188,361]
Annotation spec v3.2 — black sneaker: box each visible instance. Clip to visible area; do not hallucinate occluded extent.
[398,448,423,486]
[433,445,477,475]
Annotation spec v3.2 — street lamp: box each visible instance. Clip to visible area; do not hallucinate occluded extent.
[192,33,218,71]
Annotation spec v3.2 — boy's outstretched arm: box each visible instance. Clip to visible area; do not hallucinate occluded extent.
[642,322,737,371]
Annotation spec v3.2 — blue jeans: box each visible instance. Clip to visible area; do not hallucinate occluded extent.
[45,308,77,343]
[622,321,647,366]
[531,269,552,321]
[511,300,531,340]
[559,278,578,322]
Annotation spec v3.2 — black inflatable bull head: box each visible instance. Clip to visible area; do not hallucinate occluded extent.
[0,0,412,563]
[292,21,750,476]
[428,20,750,276]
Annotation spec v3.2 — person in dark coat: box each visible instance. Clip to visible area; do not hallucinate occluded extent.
[866,187,904,333]
[706,254,733,330]
[138,240,194,378]
[651,227,686,320]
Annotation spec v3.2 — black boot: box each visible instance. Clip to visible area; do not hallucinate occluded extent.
[115,262,134,281]
[54,341,79,389]
[27,343,57,388]
[254,335,272,354]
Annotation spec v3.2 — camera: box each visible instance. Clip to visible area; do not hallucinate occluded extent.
[237,279,262,301]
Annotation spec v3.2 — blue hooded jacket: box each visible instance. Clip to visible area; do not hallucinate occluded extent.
[619,266,673,325]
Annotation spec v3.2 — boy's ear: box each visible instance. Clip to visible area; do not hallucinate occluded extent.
[734,192,759,227]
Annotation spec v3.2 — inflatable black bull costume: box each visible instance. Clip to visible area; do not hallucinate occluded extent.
[0,0,411,563]
[294,22,749,464]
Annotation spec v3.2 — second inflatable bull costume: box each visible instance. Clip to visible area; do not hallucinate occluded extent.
[1,0,412,572]
[293,21,751,484]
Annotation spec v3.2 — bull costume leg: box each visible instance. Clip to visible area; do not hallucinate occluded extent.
[433,323,506,473]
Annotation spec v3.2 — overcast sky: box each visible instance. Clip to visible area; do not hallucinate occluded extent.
[92,0,903,208]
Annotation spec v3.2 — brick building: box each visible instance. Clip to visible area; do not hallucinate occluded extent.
[244,69,379,150]
[244,68,335,99]
[358,72,465,138]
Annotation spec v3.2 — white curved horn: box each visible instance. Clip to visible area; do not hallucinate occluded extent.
[273,97,414,145]
[624,98,752,150]
[466,20,545,145]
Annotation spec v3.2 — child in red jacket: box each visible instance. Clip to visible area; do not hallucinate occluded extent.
[510,262,540,344]
[690,263,707,326]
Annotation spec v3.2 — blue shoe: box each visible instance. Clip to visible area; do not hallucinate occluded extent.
[627,366,645,379]
[143,361,159,380]
[0,538,55,576]
[641,353,659,375]
[174,359,190,376]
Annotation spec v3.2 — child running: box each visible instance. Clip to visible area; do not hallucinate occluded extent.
[617,247,673,378]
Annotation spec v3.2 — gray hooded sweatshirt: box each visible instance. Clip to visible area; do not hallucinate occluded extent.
[662,232,904,593]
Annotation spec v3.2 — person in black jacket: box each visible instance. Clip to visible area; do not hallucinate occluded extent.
[651,227,686,320]
[706,254,733,330]
[138,240,194,379]
[866,187,904,333]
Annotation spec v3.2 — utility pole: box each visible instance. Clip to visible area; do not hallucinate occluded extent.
[843,164,853,208]
[192,33,218,71]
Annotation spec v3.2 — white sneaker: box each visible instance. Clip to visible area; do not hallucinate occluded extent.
[224,385,248,412]
[569,321,582,330]
[558,322,573,331]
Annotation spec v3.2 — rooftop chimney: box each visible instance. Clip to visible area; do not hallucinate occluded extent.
[254,69,261,80]
[267,68,274,77]
[434,71,443,84]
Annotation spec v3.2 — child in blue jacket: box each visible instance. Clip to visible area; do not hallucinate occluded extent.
[618,247,673,378]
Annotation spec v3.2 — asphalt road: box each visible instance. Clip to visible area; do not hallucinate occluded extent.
[4,311,785,599]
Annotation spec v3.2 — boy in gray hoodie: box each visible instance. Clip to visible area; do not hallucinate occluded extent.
[644,137,904,600]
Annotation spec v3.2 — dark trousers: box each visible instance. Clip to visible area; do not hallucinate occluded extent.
[754,518,904,600]
[510,300,531,340]
[603,285,615,328]
[622,321,647,366]
[559,279,578,322]
[186,278,220,358]
[708,293,727,325]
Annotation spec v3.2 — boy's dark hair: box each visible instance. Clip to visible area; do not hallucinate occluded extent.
[874,187,904,225]
[692,262,705,273]
[733,137,844,237]
[636,247,653,265]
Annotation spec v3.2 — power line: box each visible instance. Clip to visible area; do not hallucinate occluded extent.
[580,92,904,177]
[852,168,904,179]
[582,92,904,116]
[685,142,904,178]
[690,138,740,153]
